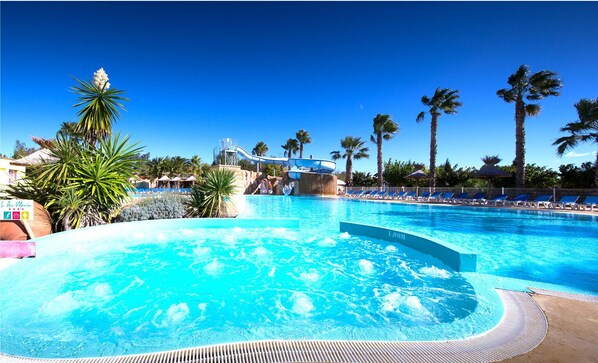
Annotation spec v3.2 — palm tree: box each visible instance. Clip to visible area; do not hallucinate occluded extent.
[553,98,598,188]
[497,64,562,188]
[295,129,312,158]
[252,141,269,172]
[71,68,129,146]
[416,88,462,188]
[145,157,165,187]
[281,138,299,158]
[330,136,369,187]
[370,114,399,188]
[188,155,203,177]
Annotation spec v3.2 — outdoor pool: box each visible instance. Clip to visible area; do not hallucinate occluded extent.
[0,195,596,359]
[240,196,598,295]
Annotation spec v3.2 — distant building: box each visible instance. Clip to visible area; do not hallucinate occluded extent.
[0,158,26,197]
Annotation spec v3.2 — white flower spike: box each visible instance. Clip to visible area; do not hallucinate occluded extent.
[93,67,110,90]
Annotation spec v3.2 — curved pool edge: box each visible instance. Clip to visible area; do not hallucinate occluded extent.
[0,289,546,363]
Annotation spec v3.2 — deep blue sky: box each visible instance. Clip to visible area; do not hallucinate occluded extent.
[2,2,597,173]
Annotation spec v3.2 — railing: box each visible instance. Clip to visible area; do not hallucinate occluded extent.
[340,186,598,200]
[128,188,192,195]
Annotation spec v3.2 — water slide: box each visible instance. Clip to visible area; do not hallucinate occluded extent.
[226,145,336,174]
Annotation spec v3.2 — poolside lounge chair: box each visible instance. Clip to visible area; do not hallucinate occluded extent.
[549,195,580,210]
[524,195,552,208]
[393,191,407,200]
[486,194,508,206]
[351,190,364,198]
[344,189,355,197]
[426,191,443,202]
[368,191,379,198]
[403,191,416,200]
[576,196,598,212]
[360,190,373,198]
[385,191,397,199]
[449,192,469,204]
[417,191,431,201]
[463,192,486,205]
[376,190,388,199]
[505,194,529,207]
[439,192,455,202]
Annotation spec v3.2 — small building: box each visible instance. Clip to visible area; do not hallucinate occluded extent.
[0,158,26,196]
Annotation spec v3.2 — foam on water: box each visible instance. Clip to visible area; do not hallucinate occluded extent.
[318,237,336,246]
[419,266,451,279]
[358,259,374,274]
[299,269,320,282]
[204,259,224,275]
[290,292,315,316]
[385,245,398,252]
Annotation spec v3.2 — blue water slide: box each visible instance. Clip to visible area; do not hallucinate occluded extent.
[227,145,336,174]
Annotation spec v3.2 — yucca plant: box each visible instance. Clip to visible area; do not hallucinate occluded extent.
[72,68,129,146]
[185,185,206,217]
[200,169,236,217]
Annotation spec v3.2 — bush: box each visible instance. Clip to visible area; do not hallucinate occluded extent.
[116,194,187,222]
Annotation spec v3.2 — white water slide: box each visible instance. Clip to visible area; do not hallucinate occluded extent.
[226,145,336,174]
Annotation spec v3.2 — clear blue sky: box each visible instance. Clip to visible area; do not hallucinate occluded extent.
[2,2,597,173]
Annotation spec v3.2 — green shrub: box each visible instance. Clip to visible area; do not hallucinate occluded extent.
[116,194,187,222]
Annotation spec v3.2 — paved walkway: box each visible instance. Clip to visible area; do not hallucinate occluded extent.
[503,292,598,362]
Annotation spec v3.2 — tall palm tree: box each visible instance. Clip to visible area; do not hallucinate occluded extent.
[416,88,462,188]
[281,138,299,158]
[553,98,598,188]
[330,136,369,187]
[370,114,399,188]
[145,157,164,187]
[497,64,562,188]
[295,129,312,158]
[188,155,203,177]
[71,68,128,146]
[252,141,269,172]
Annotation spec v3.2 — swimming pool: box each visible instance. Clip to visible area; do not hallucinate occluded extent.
[0,195,595,359]
[0,218,501,358]
[239,196,598,295]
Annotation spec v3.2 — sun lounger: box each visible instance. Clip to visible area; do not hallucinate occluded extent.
[376,190,387,199]
[450,192,469,204]
[486,194,508,206]
[464,192,486,205]
[394,191,407,200]
[385,191,396,199]
[351,190,364,198]
[417,191,431,201]
[426,191,443,202]
[576,196,598,212]
[505,194,529,207]
[524,194,552,208]
[439,192,455,202]
[360,190,372,198]
[549,195,580,209]
[403,191,416,200]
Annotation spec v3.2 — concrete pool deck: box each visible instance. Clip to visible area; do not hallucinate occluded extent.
[503,290,598,362]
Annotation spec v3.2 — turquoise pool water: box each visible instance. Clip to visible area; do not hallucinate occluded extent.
[1,195,595,358]
[240,196,598,295]
[0,219,501,358]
